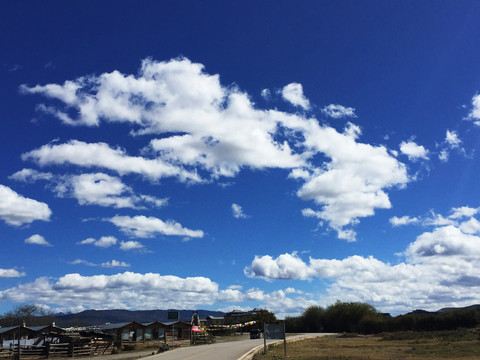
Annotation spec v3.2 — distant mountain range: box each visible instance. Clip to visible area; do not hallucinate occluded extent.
[53,309,225,327]
[50,304,480,327]
[405,304,480,316]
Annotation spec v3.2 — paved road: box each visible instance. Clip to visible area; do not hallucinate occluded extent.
[148,333,329,360]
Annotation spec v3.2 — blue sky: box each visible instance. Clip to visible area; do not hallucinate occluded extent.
[2,1,480,318]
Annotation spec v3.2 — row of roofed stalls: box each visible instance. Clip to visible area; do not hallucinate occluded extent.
[0,310,260,359]
[0,321,199,359]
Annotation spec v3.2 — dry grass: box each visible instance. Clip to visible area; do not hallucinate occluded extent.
[253,330,480,360]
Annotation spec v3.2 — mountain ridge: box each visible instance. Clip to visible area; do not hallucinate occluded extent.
[52,309,226,327]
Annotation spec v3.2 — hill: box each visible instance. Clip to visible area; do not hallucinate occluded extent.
[53,309,225,327]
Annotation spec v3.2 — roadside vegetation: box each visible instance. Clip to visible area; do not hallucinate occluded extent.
[285,301,480,334]
[253,302,480,359]
[254,330,480,359]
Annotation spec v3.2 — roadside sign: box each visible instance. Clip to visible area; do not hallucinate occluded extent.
[168,311,179,320]
[264,322,286,356]
[264,323,285,339]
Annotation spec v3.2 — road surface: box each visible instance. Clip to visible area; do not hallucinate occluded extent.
[149,333,329,360]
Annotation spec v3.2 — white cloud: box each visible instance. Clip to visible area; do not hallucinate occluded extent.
[95,236,118,248]
[404,225,480,262]
[78,236,117,248]
[108,215,204,239]
[438,149,449,162]
[261,88,271,99]
[343,122,362,139]
[22,140,201,183]
[58,173,135,208]
[295,128,408,240]
[69,259,130,268]
[445,130,461,148]
[232,203,248,219]
[11,170,168,210]
[69,259,96,266]
[245,253,313,280]
[467,94,480,121]
[9,168,53,182]
[459,217,480,235]
[246,207,480,314]
[438,130,464,162]
[21,57,409,240]
[0,184,52,226]
[56,173,167,209]
[322,104,356,119]
[389,216,419,227]
[101,260,130,268]
[25,234,52,246]
[449,206,478,219]
[0,272,220,312]
[399,141,429,161]
[0,270,314,316]
[0,268,26,278]
[281,83,310,110]
[119,240,144,251]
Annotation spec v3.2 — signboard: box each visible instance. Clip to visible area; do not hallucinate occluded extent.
[264,323,285,339]
[168,311,179,320]
[264,322,286,356]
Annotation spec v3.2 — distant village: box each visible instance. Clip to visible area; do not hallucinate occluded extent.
[0,309,263,358]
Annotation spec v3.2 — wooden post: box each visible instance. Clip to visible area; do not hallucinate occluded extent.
[17,325,21,360]
[283,321,286,357]
[263,323,266,355]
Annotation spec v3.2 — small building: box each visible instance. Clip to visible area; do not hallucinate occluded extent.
[141,321,167,342]
[0,324,64,348]
[99,322,145,347]
[205,316,224,327]
[163,321,192,340]
[99,321,168,347]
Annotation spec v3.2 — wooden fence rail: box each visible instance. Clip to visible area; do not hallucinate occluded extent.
[1,340,113,359]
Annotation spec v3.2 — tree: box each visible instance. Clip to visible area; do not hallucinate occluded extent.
[254,308,277,330]
[301,305,324,332]
[323,301,379,333]
[0,304,55,327]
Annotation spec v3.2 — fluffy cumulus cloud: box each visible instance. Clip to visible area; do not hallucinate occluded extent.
[0,268,26,278]
[25,234,52,246]
[245,252,313,280]
[399,141,429,161]
[389,215,419,227]
[281,83,310,110]
[108,215,204,239]
[0,270,314,315]
[21,57,410,239]
[293,123,408,240]
[0,272,220,311]
[22,140,201,183]
[119,240,144,251]
[56,173,167,209]
[11,170,168,210]
[0,185,51,226]
[246,206,480,313]
[321,104,356,119]
[78,236,118,248]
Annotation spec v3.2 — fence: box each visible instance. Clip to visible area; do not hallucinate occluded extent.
[0,339,113,359]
